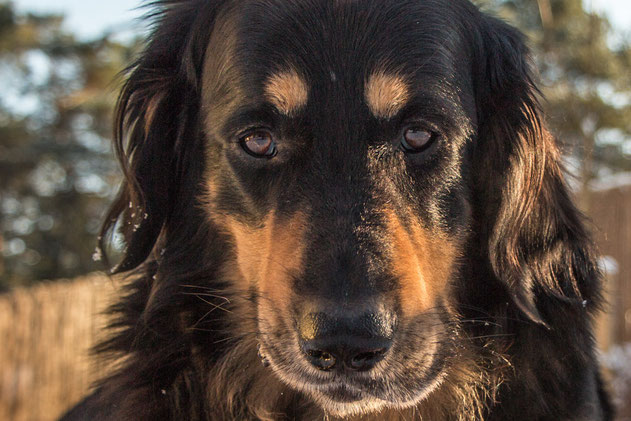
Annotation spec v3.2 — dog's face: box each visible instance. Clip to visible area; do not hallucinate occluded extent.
[200,0,477,415]
[104,0,605,418]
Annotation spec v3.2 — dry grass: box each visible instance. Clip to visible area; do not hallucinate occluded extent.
[0,273,117,421]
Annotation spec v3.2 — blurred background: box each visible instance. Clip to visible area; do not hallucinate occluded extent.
[0,0,630,419]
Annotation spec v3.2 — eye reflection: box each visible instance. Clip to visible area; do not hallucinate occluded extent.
[240,130,277,157]
[401,127,434,152]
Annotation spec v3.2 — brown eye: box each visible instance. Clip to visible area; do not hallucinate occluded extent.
[401,127,435,152]
[240,130,277,157]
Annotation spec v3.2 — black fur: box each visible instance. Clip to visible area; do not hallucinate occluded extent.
[62,0,612,419]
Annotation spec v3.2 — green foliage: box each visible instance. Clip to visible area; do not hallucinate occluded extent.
[0,2,137,289]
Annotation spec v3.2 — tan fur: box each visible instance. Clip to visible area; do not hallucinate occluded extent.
[144,92,166,135]
[383,209,458,317]
[365,71,410,119]
[264,70,309,115]
[210,211,308,316]
[497,126,556,273]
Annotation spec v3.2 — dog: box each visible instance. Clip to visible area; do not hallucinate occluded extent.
[61,0,613,419]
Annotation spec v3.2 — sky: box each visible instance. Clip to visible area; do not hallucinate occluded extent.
[588,0,631,32]
[12,0,631,41]
[14,0,146,40]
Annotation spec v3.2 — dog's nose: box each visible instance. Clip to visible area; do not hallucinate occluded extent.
[298,311,395,372]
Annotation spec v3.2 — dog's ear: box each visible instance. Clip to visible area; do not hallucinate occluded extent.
[100,1,223,272]
[472,16,600,325]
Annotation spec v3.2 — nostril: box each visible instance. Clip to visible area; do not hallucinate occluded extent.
[349,348,388,371]
[305,348,337,370]
[298,310,397,372]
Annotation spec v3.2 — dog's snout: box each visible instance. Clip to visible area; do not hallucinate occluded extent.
[298,311,395,372]
[301,339,390,372]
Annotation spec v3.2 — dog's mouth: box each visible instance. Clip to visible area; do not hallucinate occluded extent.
[295,363,448,417]
[314,383,365,403]
[257,313,451,416]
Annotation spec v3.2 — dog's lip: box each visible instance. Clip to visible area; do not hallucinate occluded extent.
[300,369,380,386]
[301,374,382,398]
[312,382,367,402]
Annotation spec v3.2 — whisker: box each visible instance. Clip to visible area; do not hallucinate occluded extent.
[180,291,231,303]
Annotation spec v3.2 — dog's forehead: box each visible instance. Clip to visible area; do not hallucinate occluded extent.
[204,0,470,117]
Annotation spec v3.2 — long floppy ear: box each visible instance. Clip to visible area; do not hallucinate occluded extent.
[99,0,223,272]
[472,16,601,325]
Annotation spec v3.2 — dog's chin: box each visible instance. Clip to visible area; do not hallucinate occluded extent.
[262,349,447,418]
[310,388,389,418]
[258,330,449,418]
[308,374,446,418]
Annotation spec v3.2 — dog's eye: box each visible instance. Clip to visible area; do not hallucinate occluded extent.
[401,127,435,153]
[240,130,277,158]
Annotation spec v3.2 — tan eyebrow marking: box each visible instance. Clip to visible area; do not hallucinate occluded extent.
[264,70,309,115]
[365,71,410,119]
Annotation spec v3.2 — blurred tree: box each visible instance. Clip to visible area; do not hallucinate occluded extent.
[0,2,135,289]
[478,0,631,209]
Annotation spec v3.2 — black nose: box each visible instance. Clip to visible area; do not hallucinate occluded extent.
[298,311,395,372]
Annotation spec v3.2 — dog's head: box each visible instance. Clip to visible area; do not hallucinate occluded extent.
[102,0,599,417]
